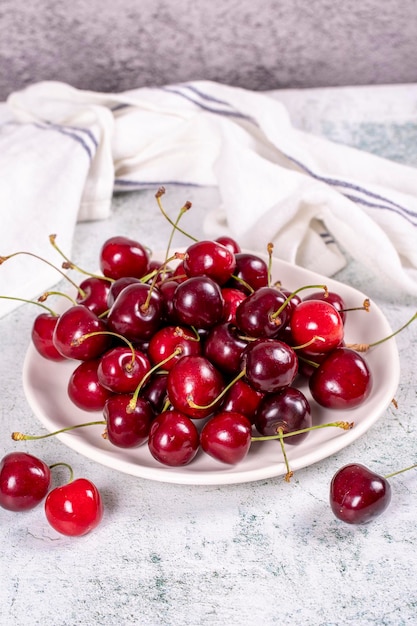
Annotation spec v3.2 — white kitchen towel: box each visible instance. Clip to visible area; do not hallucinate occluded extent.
[1,80,417,318]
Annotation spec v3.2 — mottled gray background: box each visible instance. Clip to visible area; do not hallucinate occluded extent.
[1,0,417,99]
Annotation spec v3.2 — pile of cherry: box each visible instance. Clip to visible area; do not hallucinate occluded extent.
[1,196,416,533]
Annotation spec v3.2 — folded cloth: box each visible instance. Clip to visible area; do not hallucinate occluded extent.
[1,79,417,318]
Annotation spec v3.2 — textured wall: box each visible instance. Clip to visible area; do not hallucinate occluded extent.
[1,0,417,100]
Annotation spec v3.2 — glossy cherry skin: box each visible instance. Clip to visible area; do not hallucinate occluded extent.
[215,235,241,254]
[290,299,344,355]
[226,252,268,293]
[53,305,111,360]
[309,347,372,409]
[303,290,346,324]
[244,339,298,393]
[254,387,312,444]
[141,373,169,414]
[200,411,252,465]
[104,395,153,448]
[172,276,224,330]
[330,463,392,524]
[183,240,236,285]
[68,358,114,411]
[0,452,51,512]
[97,346,151,393]
[45,478,103,536]
[99,235,150,280]
[167,355,224,419]
[221,379,264,423]
[148,410,200,466]
[221,287,247,323]
[147,325,201,371]
[76,276,112,317]
[107,276,142,308]
[31,313,66,361]
[203,322,248,375]
[107,282,163,342]
[235,286,290,338]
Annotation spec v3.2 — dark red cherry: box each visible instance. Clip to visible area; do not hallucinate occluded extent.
[107,282,163,341]
[53,305,111,360]
[76,276,112,316]
[183,240,236,285]
[235,286,290,338]
[290,299,344,355]
[221,379,264,423]
[167,355,224,419]
[141,373,168,414]
[104,394,153,448]
[244,339,298,393]
[0,452,51,511]
[226,252,268,293]
[107,276,141,308]
[330,463,391,524]
[309,347,372,409]
[203,322,248,375]
[254,387,312,444]
[148,410,200,466]
[172,276,224,329]
[200,411,252,465]
[31,313,66,361]
[68,358,114,411]
[215,235,241,254]
[99,235,150,280]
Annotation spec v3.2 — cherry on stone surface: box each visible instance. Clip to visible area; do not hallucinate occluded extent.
[330,463,392,524]
[45,477,104,536]
[148,410,200,466]
[200,411,252,465]
[99,235,150,280]
[309,347,372,409]
[0,452,51,512]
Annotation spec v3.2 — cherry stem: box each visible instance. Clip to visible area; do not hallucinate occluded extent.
[291,335,326,351]
[11,420,106,441]
[251,420,354,442]
[128,347,183,411]
[347,311,417,352]
[271,284,328,320]
[0,250,87,297]
[341,299,370,314]
[0,295,57,316]
[187,368,247,410]
[267,242,274,288]
[229,274,255,294]
[72,330,137,368]
[38,290,78,307]
[155,187,198,243]
[141,252,185,312]
[49,234,113,283]
[49,461,75,484]
[384,463,417,480]
[277,427,293,482]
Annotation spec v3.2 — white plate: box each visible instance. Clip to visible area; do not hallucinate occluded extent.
[22,252,400,485]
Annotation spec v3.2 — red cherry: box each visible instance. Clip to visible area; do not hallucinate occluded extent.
[68,358,114,411]
[221,379,264,423]
[183,240,236,285]
[303,290,346,324]
[99,235,150,280]
[221,287,247,323]
[53,305,111,360]
[31,313,66,361]
[0,452,51,511]
[227,252,268,293]
[235,286,290,338]
[45,477,103,536]
[309,347,372,409]
[167,355,224,419]
[97,346,151,393]
[172,276,224,330]
[330,463,391,524]
[200,411,252,465]
[244,339,298,393]
[107,282,163,341]
[104,395,153,448]
[290,299,344,355]
[148,410,200,466]
[76,276,112,317]
[254,387,312,445]
[215,235,241,254]
[147,325,201,371]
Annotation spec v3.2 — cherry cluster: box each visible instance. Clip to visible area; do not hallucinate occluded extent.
[0,451,103,536]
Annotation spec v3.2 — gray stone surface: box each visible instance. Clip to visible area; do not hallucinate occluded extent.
[1,0,417,100]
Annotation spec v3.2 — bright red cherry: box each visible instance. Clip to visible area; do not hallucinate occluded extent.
[147,325,201,371]
[68,358,114,411]
[97,346,151,393]
[0,452,51,511]
[104,395,153,448]
[330,463,391,524]
[290,299,344,355]
[99,235,150,280]
[183,240,236,285]
[31,313,66,361]
[303,290,346,324]
[107,282,163,341]
[45,478,103,536]
[76,276,112,317]
[53,305,111,360]
[221,287,247,323]
[215,235,241,254]
[200,411,252,465]
[148,410,200,466]
[221,379,264,423]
